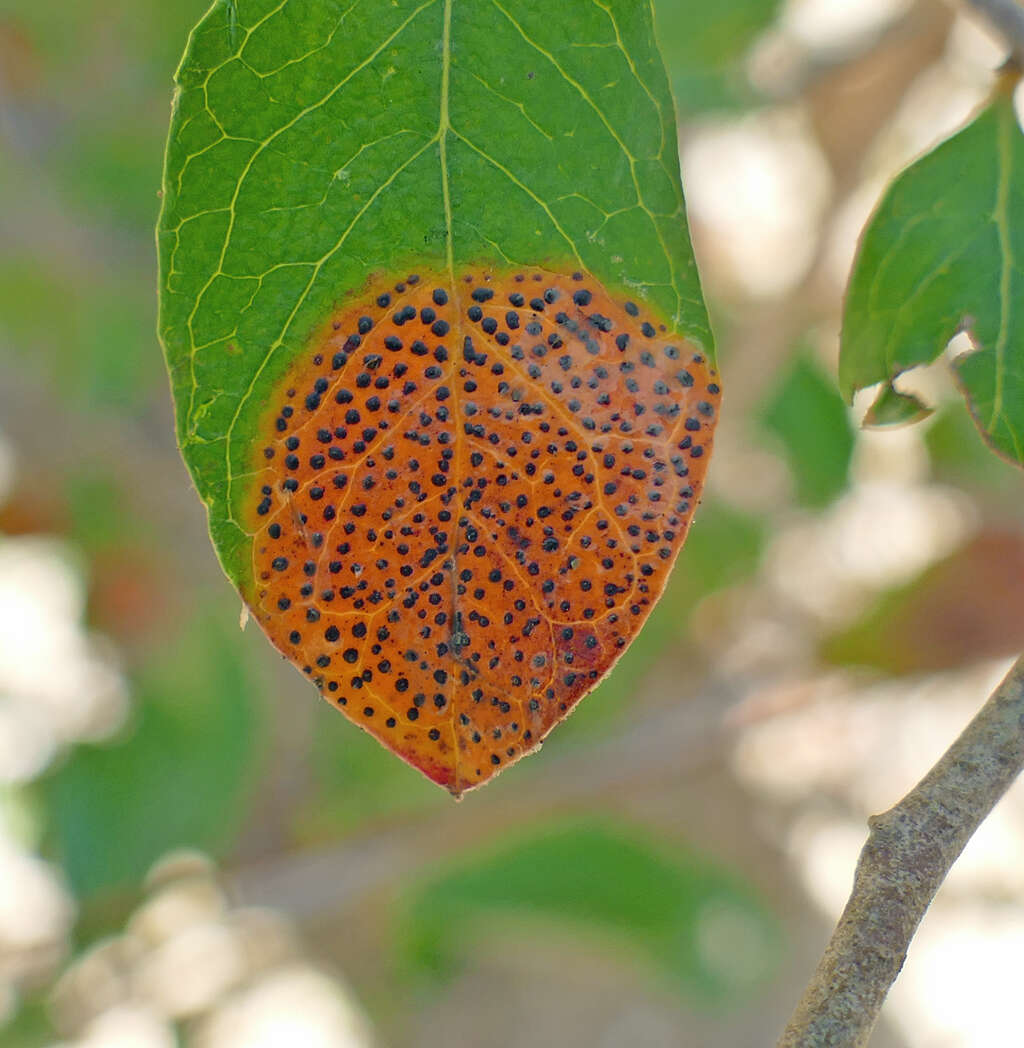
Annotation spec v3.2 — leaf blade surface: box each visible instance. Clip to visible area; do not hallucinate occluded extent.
[158,0,715,791]
[841,90,1024,466]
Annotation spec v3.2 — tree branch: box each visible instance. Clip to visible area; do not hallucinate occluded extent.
[777,653,1024,1048]
[963,0,1024,61]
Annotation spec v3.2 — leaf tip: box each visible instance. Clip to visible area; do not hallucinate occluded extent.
[862,382,933,429]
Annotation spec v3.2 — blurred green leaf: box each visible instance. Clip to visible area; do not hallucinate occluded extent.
[63,471,179,644]
[925,402,1024,503]
[760,348,854,508]
[0,996,51,1048]
[398,819,779,1003]
[53,122,165,232]
[653,0,781,114]
[4,0,197,96]
[44,612,263,899]
[842,88,1024,468]
[1,0,205,408]
[64,472,144,555]
[822,530,1024,674]
[304,705,446,840]
[0,251,158,411]
[678,497,767,595]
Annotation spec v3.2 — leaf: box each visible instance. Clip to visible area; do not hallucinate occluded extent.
[841,84,1024,467]
[0,996,52,1048]
[653,0,781,114]
[759,347,854,508]
[925,403,1024,503]
[822,530,1024,675]
[0,252,158,411]
[158,1,717,794]
[44,612,262,899]
[553,497,765,743]
[302,499,764,832]
[398,819,779,1003]
[862,382,933,428]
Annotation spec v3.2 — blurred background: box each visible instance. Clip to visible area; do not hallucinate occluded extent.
[2,0,1024,1045]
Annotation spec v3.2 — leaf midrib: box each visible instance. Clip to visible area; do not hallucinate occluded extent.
[991,95,1014,436]
[437,0,462,784]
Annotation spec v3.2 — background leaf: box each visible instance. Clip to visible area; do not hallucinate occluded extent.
[841,88,1024,467]
[44,612,263,898]
[925,402,1024,507]
[398,819,779,1003]
[759,347,854,508]
[821,530,1024,675]
[652,0,781,115]
[862,383,933,428]
[2,0,197,413]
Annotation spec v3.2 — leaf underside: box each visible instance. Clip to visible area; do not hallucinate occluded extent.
[157,0,716,793]
[841,90,1024,467]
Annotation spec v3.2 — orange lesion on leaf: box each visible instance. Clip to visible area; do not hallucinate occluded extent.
[242,266,720,796]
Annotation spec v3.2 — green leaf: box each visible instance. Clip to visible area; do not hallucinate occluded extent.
[841,87,1024,467]
[925,402,1024,503]
[304,702,446,839]
[0,996,53,1048]
[0,249,158,412]
[398,819,779,1003]
[158,0,712,589]
[759,348,854,508]
[653,0,781,114]
[44,612,263,899]
[862,382,933,428]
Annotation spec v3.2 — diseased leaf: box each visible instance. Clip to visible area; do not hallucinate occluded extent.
[158,1,716,794]
[399,820,779,1002]
[553,497,765,742]
[759,348,854,508]
[302,501,761,834]
[841,84,1024,467]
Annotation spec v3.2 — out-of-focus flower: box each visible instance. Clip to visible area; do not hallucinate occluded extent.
[49,851,376,1048]
[0,536,130,784]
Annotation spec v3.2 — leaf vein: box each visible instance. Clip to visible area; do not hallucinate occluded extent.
[222,135,438,517]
